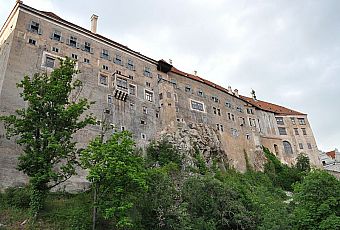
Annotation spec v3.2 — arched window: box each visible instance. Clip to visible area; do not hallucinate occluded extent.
[274,144,279,155]
[283,141,293,154]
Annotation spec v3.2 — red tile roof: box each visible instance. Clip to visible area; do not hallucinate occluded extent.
[171,67,306,116]
[240,96,306,116]
[326,150,336,159]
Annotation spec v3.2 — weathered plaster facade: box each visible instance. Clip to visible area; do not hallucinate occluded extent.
[0,2,322,190]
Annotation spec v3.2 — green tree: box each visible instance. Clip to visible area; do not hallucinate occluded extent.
[295,153,311,173]
[0,58,94,217]
[80,131,147,229]
[292,170,340,230]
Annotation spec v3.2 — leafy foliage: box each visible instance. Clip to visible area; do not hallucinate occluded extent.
[292,170,340,230]
[80,131,147,229]
[146,139,183,168]
[0,58,94,216]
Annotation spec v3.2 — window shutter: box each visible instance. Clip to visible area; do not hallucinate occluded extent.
[120,60,124,66]
[100,53,104,58]
[38,27,43,35]
[49,33,54,40]
[133,65,136,71]
[60,37,64,43]
[108,55,112,61]
[90,47,94,54]
[76,42,80,49]
[66,38,70,45]
[81,44,85,51]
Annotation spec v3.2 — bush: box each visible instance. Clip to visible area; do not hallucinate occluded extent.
[4,187,30,209]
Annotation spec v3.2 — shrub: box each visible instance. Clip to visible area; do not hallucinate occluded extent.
[4,187,30,209]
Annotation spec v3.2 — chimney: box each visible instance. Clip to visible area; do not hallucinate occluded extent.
[194,70,197,76]
[91,14,98,34]
[228,86,232,94]
[233,89,239,97]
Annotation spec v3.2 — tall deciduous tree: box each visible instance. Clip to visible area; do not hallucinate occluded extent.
[0,58,94,216]
[80,131,147,229]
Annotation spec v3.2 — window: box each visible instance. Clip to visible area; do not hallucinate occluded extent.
[302,128,307,135]
[299,143,304,149]
[247,108,254,114]
[298,118,306,125]
[102,65,109,71]
[217,108,221,116]
[114,54,123,65]
[236,106,243,113]
[185,85,191,93]
[107,95,113,104]
[231,128,238,137]
[239,117,245,126]
[294,128,299,135]
[84,58,90,64]
[52,30,61,41]
[145,90,153,102]
[144,66,152,77]
[231,114,235,121]
[159,93,163,100]
[274,144,279,154]
[141,133,146,140]
[213,107,217,114]
[29,21,40,34]
[129,84,136,95]
[156,112,159,118]
[167,92,171,98]
[291,117,296,125]
[28,38,36,45]
[71,53,78,60]
[246,134,251,140]
[121,126,125,131]
[283,141,293,154]
[191,100,204,112]
[116,77,128,90]
[198,90,204,97]
[276,117,284,125]
[226,102,232,108]
[307,143,312,149]
[99,74,108,86]
[174,93,178,102]
[146,82,151,87]
[45,56,55,68]
[52,47,59,53]
[127,59,135,70]
[128,75,134,80]
[142,106,148,114]
[212,96,219,103]
[69,36,77,48]
[84,42,91,53]
[140,120,146,125]
[101,49,110,60]
[278,127,287,135]
[220,124,224,132]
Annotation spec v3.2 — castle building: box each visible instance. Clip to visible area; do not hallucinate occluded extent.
[0,1,321,190]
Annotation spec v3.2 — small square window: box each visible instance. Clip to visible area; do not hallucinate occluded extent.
[140,120,146,125]
[52,47,59,53]
[302,128,307,135]
[121,126,125,131]
[127,59,135,70]
[102,65,109,71]
[278,127,287,135]
[141,133,146,140]
[307,143,312,149]
[71,53,78,60]
[276,117,284,125]
[146,82,151,87]
[298,118,306,125]
[84,58,90,63]
[28,38,36,45]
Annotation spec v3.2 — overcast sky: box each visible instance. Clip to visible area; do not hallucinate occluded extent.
[1,0,339,151]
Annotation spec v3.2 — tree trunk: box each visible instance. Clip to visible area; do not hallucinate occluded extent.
[92,184,98,230]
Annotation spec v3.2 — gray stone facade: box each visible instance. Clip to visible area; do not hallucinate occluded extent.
[0,2,322,191]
